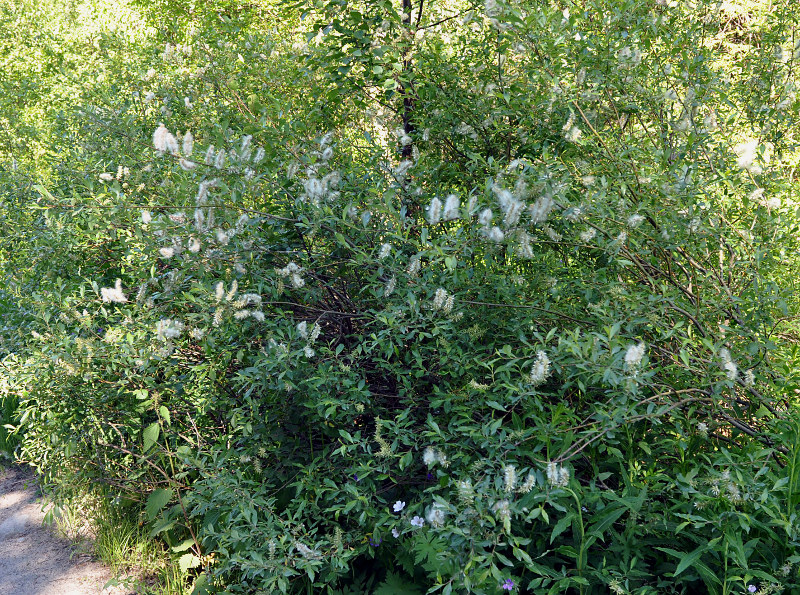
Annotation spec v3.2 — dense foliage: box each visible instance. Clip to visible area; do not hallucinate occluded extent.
[2,0,800,593]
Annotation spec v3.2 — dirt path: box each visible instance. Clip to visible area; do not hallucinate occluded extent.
[0,465,128,595]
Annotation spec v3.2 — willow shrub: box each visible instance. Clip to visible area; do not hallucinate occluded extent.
[3,0,800,593]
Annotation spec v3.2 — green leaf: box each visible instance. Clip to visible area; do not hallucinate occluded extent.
[146,488,173,521]
[374,571,422,595]
[179,553,201,573]
[190,572,210,595]
[149,517,176,537]
[656,545,708,577]
[159,406,171,426]
[587,505,626,541]
[172,538,196,553]
[143,422,160,452]
[674,545,706,577]
[550,512,574,544]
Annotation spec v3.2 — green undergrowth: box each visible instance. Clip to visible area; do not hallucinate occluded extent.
[44,487,190,594]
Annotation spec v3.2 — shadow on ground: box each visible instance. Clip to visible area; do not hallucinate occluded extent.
[0,466,131,595]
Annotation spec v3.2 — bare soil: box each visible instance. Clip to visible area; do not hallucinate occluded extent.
[0,465,129,595]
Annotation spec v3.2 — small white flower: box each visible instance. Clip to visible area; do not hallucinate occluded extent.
[423,447,437,466]
[565,125,582,143]
[384,276,396,297]
[529,195,554,223]
[442,194,460,221]
[487,226,505,242]
[544,225,562,243]
[503,465,517,493]
[393,501,406,512]
[493,186,514,212]
[99,172,114,182]
[179,157,197,171]
[546,462,570,487]
[529,351,551,386]
[295,542,320,559]
[226,280,238,301]
[517,231,534,259]
[407,256,421,278]
[734,140,758,171]
[518,473,536,494]
[624,342,646,370]
[503,200,523,227]
[427,197,442,224]
[719,348,738,381]
[141,210,152,224]
[425,503,447,528]
[478,208,493,227]
[297,321,308,339]
[393,160,414,179]
[100,279,127,303]
[410,516,425,528]
[724,360,738,381]
[627,214,645,228]
[303,346,315,358]
[443,294,454,314]
[214,149,226,169]
[159,247,175,258]
[466,196,478,216]
[153,123,179,155]
[156,318,184,341]
[433,288,448,310]
[378,243,392,259]
[580,228,596,242]
[304,177,324,202]
[182,131,194,157]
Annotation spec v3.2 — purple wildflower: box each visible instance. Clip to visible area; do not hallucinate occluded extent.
[501,579,514,591]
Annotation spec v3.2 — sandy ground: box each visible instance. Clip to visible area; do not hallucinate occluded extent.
[0,465,130,595]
